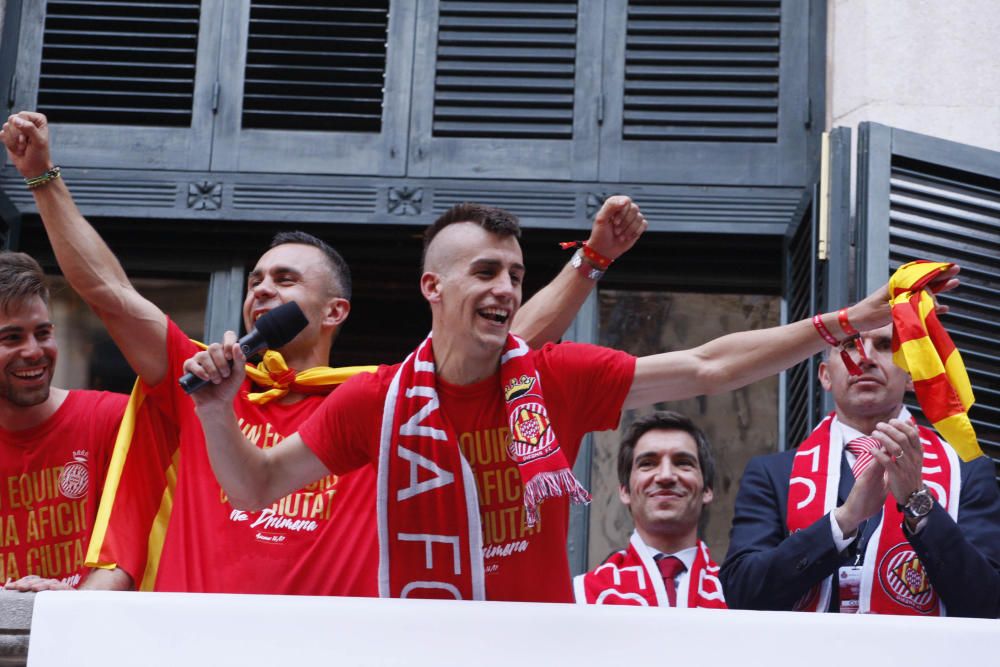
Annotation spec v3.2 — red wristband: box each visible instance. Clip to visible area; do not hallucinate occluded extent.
[837,308,858,336]
[559,240,613,271]
[812,314,839,346]
[581,243,612,270]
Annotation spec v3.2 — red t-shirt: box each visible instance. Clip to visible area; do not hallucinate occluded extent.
[99,319,378,595]
[0,390,126,586]
[299,342,636,603]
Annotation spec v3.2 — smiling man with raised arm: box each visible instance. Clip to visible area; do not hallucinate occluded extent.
[1,110,646,595]
[185,202,959,602]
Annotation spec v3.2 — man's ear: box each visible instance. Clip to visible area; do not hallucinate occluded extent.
[321,297,350,329]
[617,484,631,509]
[421,272,442,303]
[818,359,832,391]
[702,485,714,506]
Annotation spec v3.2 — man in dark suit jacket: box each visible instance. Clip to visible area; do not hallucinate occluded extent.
[721,324,1000,618]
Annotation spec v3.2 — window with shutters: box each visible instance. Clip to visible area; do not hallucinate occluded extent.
[241,3,387,133]
[407,0,603,181]
[9,0,220,170]
[857,123,1000,483]
[37,0,201,127]
[8,1,412,175]
[212,1,414,174]
[598,0,813,185]
[431,1,577,140]
[620,0,780,143]
[5,0,819,183]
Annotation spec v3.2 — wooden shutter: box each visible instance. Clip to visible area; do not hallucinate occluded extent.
[9,1,221,170]
[781,128,851,450]
[432,0,577,140]
[858,123,1000,482]
[211,0,414,175]
[600,0,815,185]
[782,192,823,450]
[37,0,200,126]
[241,2,388,133]
[408,0,601,180]
[622,0,779,142]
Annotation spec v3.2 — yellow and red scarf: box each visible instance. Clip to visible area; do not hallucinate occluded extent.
[86,347,372,588]
[889,260,980,461]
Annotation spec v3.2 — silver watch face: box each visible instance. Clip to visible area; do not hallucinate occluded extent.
[905,489,934,518]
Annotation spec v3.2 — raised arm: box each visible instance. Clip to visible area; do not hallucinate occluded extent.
[183,332,329,509]
[1,111,169,384]
[624,268,960,409]
[511,195,646,347]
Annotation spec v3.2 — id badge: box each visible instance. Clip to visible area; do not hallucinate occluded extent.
[838,566,863,613]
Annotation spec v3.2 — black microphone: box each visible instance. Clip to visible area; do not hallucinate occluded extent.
[179,301,309,394]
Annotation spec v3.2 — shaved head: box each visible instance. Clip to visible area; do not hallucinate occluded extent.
[422,203,521,272]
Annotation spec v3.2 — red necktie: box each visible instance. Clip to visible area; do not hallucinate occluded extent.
[656,555,685,607]
[845,435,882,479]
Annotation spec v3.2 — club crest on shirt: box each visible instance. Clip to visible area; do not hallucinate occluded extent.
[503,374,536,402]
[877,542,937,613]
[59,450,89,500]
[508,402,555,460]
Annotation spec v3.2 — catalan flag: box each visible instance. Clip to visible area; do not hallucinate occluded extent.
[889,260,981,461]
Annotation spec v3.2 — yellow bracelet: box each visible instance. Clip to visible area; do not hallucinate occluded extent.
[25,166,61,189]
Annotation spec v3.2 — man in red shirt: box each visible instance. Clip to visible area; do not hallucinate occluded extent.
[185,204,955,602]
[1,111,646,594]
[0,252,126,591]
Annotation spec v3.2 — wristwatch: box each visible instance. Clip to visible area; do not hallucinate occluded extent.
[570,249,604,281]
[897,486,934,519]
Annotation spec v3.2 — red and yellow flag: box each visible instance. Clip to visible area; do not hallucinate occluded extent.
[889,260,980,461]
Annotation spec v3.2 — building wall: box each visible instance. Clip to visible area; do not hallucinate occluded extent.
[828,0,1000,151]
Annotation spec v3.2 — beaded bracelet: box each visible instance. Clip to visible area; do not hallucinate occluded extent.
[25,166,61,190]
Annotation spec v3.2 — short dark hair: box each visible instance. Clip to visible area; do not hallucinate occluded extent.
[269,230,352,300]
[0,251,50,316]
[422,203,521,269]
[617,411,716,492]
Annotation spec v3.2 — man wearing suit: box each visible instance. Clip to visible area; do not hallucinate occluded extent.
[721,324,1000,617]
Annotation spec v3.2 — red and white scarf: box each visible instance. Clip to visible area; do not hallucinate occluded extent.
[377,334,589,599]
[787,411,960,614]
[573,532,726,608]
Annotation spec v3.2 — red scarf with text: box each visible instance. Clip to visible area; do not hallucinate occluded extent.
[377,334,589,599]
[787,412,960,615]
[573,532,726,608]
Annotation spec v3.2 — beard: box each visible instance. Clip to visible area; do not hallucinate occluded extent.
[0,379,52,407]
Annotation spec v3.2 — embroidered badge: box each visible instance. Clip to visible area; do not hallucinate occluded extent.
[509,402,555,460]
[59,450,89,500]
[877,542,937,613]
[503,373,536,402]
